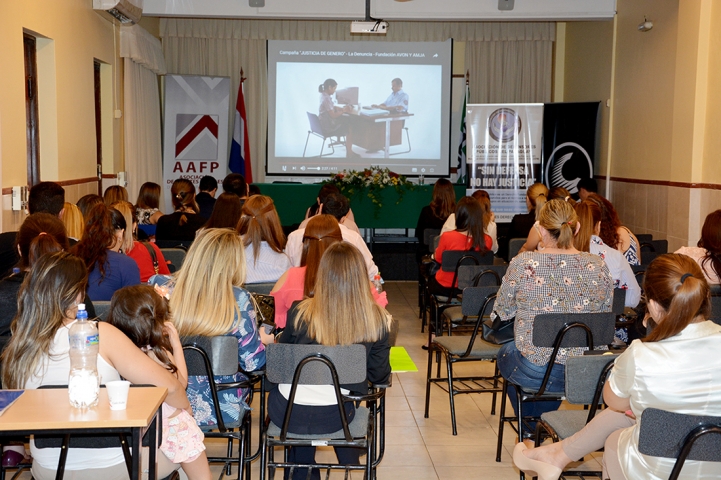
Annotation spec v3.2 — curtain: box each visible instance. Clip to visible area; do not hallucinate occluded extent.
[160,19,555,181]
[120,25,166,209]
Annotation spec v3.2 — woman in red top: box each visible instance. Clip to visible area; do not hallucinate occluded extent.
[112,201,171,282]
[429,196,492,294]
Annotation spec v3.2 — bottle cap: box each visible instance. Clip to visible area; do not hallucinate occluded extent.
[78,303,86,310]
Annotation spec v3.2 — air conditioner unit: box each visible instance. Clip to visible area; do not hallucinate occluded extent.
[93,0,143,25]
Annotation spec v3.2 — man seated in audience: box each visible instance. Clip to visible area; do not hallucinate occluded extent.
[0,181,67,278]
[196,175,218,219]
[299,184,359,235]
[577,177,598,201]
[285,192,378,279]
[222,173,249,205]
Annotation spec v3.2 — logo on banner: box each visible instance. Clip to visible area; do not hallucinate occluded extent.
[488,108,522,142]
[175,114,219,160]
[544,142,593,194]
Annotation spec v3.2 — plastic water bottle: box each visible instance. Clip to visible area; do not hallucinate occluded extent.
[373,274,383,294]
[68,304,99,408]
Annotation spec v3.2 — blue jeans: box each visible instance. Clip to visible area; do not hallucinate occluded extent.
[497,342,565,433]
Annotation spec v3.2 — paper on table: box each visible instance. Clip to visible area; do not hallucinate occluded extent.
[389,347,417,373]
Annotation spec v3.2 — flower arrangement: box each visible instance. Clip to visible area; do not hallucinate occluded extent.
[324,166,415,216]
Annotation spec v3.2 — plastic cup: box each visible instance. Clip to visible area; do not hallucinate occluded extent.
[106,380,131,410]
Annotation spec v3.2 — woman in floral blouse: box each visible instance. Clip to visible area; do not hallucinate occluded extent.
[151,228,274,426]
[495,199,614,429]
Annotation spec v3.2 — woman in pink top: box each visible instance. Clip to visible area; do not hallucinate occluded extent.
[675,209,721,285]
[430,196,492,294]
[272,215,387,328]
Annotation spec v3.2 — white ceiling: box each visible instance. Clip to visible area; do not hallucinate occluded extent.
[142,0,616,21]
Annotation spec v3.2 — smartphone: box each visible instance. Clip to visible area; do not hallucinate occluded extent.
[262,321,276,335]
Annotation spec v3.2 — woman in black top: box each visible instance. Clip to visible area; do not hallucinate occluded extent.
[155,179,207,244]
[268,242,392,480]
[415,178,456,257]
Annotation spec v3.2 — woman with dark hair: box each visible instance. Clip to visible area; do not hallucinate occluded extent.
[495,199,613,431]
[76,194,104,220]
[270,242,392,480]
[428,196,492,295]
[135,181,164,225]
[1,252,188,480]
[415,178,456,256]
[112,201,170,282]
[200,192,242,231]
[156,179,207,242]
[513,253,721,480]
[318,78,356,158]
[441,189,498,253]
[237,195,291,283]
[586,193,640,266]
[72,203,140,301]
[675,209,721,284]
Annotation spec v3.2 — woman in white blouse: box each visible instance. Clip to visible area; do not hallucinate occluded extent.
[237,195,291,284]
[513,253,721,480]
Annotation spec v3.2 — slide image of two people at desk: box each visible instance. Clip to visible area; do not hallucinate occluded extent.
[273,62,442,159]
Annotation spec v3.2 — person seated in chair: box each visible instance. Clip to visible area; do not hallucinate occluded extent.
[372,78,409,113]
[318,78,356,158]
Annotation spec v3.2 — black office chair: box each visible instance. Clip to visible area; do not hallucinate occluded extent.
[302,112,344,158]
[638,408,721,480]
[495,312,616,471]
[507,238,527,261]
[425,286,502,435]
[260,344,387,480]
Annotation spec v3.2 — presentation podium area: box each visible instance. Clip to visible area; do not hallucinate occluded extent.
[257,183,466,230]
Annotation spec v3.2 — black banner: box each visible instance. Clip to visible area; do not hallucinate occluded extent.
[542,102,600,197]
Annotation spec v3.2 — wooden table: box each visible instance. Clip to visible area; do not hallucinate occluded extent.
[0,387,167,480]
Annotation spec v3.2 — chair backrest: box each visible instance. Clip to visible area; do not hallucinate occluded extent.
[440,250,494,272]
[532,312,616,349]
[244,282,275,295]
[182,335,240,376]
[93,301,111,321]
[508,238,527,261]
[651,239,668,254]
[307,112,324,136]
[638,408,721,468]
[635,233,653,244]
[611,288,626,315]
[423,229,441,247]
[709,295,721,326]
[457,265,507,289]
[265,343,367,385]
[160,247,187,271]
[432,235,441,251]
[641,251,662,266]
[460,286,500,318]
[564,354,618,405]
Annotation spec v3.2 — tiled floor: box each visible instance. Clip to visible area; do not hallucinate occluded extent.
[11,281,603,479]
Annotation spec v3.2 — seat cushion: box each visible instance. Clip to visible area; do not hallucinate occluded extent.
[539,410,590,440]
[433,336,500,358]
[267,406,369,440]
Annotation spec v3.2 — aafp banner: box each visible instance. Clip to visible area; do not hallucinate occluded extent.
[162,75,231,208]
[466,104,544,223]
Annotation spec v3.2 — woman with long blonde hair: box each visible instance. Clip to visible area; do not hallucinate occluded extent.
[151,228,273,426]
[60,202,84,240]
[2,252,188,479]
[237,195,290,283]
[270,242,392,480]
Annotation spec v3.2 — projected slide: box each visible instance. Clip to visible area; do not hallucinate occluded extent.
[267,40,452,177]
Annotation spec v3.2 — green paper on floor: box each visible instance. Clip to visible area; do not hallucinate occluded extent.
[390,346,418,373]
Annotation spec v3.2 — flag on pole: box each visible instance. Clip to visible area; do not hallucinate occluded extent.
[457,82,469,185]
[229,76,252,182]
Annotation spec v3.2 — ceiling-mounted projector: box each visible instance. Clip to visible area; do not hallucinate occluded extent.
[351,21,388,34]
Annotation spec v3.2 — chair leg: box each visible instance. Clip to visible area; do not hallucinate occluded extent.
[490,362,499,416]
[424,341,435,418]
[302,131,311,157]
[496,380,508,462]
[445,356,458,436]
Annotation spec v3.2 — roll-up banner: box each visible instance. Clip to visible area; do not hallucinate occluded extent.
[162,75,231,209]
[465,104,544,223]
[542,102,600,197]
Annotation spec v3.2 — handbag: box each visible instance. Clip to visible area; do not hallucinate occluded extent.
[420,254,441,276]
[139,241,160,274]
[250,292,275,327]
[482,314,515,345]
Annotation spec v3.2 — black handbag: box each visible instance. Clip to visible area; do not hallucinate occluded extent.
[420,254,441,276]
[482,314,515,345]
[250,293,275,327]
